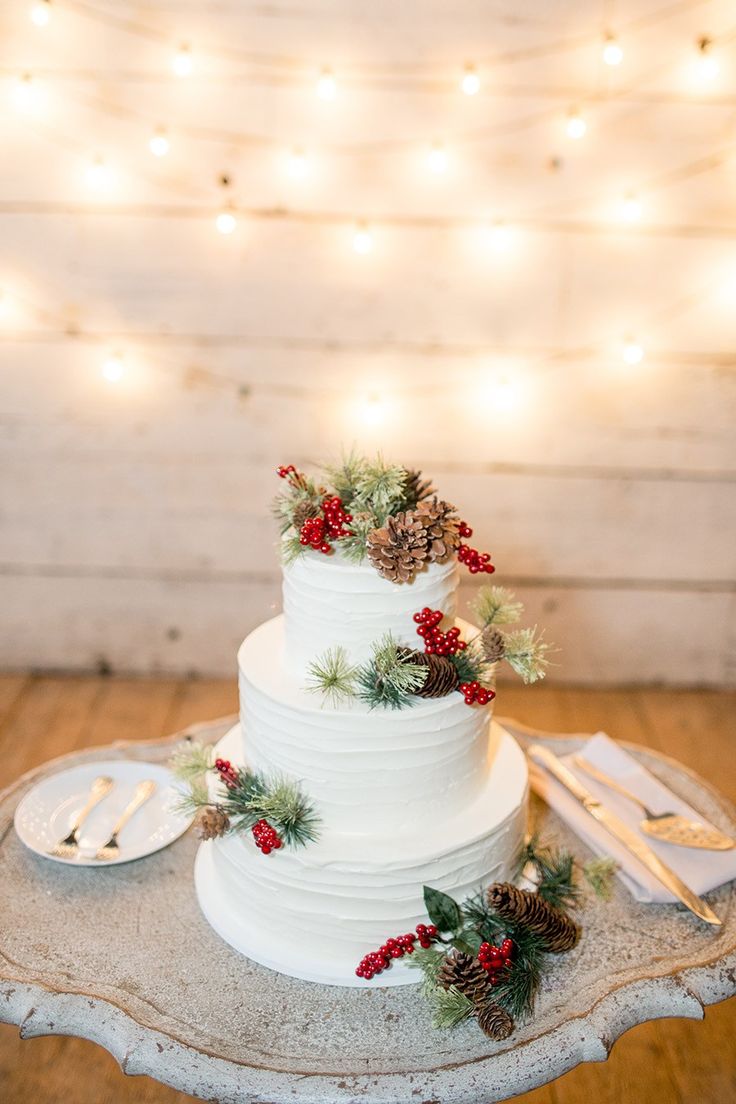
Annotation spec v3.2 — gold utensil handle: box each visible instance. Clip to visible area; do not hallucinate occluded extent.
[70,776,114,834]
[109,779,157,836]
[573,755,650,814]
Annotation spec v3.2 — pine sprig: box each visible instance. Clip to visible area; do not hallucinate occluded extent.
[351,455,407,525]
[583,856,618,900]
[502,627,553,683]
[431,985,475,1029]
[248,777,322,848]
[322,450,367,503]
[517,836,579,911]
[405,945,446,997]
[306,646,359,706]
[171,777,210,818]
[473,586,524,627]
[448,641,491,686]
[356,633,427,709]
[170,739,215,784]
[338,513,375,564]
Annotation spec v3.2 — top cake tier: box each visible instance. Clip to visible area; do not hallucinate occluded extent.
[282,548,458,677]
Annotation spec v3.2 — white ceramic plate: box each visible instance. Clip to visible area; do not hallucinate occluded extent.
[14,759,194,866]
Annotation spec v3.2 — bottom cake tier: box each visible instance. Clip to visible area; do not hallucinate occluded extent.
[194,723,528,986]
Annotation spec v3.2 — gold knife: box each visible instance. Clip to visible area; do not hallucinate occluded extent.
[528,743,721,926]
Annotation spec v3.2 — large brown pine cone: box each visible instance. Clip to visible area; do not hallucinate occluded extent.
[487,882,580,953]
[438,951,491,1005]
[403,468,436,507]
[402,650,460,697]
[413,497,461,563]
[196,806,230,841]
[366,510,430,583]
[476,999,514,1040]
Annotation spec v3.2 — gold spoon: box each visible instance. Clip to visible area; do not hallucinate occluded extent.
[572,755,735,851]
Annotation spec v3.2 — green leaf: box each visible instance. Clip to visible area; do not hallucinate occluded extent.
[423,886,462,933]
[455,927,483,955]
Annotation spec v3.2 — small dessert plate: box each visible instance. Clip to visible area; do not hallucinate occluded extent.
[14,760,193,866]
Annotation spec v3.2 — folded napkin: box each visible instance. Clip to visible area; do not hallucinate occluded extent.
[523,730,736,903]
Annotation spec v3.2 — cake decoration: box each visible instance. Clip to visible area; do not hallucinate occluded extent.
[171,740,321,852]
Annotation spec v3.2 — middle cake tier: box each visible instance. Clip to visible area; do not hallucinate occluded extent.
[239,615,495,835]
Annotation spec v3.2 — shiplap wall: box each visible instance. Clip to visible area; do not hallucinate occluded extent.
[1,0,735,685]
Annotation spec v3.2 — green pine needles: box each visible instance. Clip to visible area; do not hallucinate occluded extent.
[516,836,579,911]
[306,646,359,706]
[356,633,428,709]
[502,627,553,683]
[170,740,321,849]
[583,856,618,900]
[473,586,523,627]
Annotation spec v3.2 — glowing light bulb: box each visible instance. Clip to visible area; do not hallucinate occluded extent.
[483,374,522,414]
[352,223,374,254]
[149,129,170,157]
[30,1,51,26]
[0,290,9,321]
[696,38,719,82]
[287,148,309,179]
[215,208,237,235]
[566,110,587,139]
[359,393,386,426]
[85,156,112,190]
[484,220,512,252]
[12,73,37,112]
[101,353,125,382]
[602,35,623,66]
[461,65,480,96]
[172,44,192,77]
[317,68,336,100]
[619,193,642,222]
[427,143,448,174]
[622,339,644,365]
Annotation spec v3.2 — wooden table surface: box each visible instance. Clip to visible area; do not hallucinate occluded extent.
[0,674,734,1104]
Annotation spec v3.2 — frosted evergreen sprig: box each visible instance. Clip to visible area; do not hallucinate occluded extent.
[356,632,427,709]
[501,627,552,683]
[431,985,475,1029]
[338,513,375,564]
[583,856,618,900]
[473,586,524,628]
[170,738,214,783]
[350,455,408,525]
[306,646,359,706]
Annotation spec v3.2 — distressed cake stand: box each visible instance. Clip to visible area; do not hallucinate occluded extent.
[1,716,734,1104]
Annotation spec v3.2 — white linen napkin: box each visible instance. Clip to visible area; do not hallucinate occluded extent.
[524,731,736,903]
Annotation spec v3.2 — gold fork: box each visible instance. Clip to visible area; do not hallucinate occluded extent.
[48,775,114,858]
[95,779,157,861]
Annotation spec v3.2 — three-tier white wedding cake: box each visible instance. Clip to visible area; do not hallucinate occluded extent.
[193,458,533,986]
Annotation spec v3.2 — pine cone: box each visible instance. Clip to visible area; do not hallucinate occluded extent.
[481,627,506,664]
[438,951,491,1005]
[366,510,430,583]
[401,650,460,697]
[413,497,461,563]
[291,500,318,532]
[403,468,436,507]
[476,999,514,1041]
[487,883,580,953]
[196,806,230,841]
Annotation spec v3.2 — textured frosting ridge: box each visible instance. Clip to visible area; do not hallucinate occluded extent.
[282,548,458,677]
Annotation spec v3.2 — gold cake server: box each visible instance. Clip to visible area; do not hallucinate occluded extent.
[528,744,721,926]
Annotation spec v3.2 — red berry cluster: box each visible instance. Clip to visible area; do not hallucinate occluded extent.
[355,924,439,979]
[299,495,353,555]
[458,543,495,575]
[214,757,239,789]
[478,938,514,984]
[413,607,467,656]
[459,681,496,706]
[252,818,283,854]
[277,464,297,479]
[459,520,473,538]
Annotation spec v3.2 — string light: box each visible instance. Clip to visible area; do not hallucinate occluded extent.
[215,208,237,234]
[316,68,337,100]
[11,73,37,112]
[352,223,374,254]
[286,148,309,179]
[602,34,623,66]
[358,392,387,426]
[149,128,170,157]
[85,155,113,190]
[566,109,587,140]
[482,372,523,414]
[695,37,719,82]
[460,65,480,96]
[172,44,193,77]
[427,143,448,174]
[30,1,51,27]
[484,220,512,252]
[622,339,644,365]
[619,192,642,222]
[101,352,125,382]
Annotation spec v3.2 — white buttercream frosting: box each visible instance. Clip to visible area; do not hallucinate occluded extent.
[195,722,528,986]
[282,548,458,678]
[238,615,492,834]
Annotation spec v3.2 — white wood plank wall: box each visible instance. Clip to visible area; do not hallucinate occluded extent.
[1,0,735,685]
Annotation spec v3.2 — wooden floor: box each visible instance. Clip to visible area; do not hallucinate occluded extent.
[0,675,734,1104]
